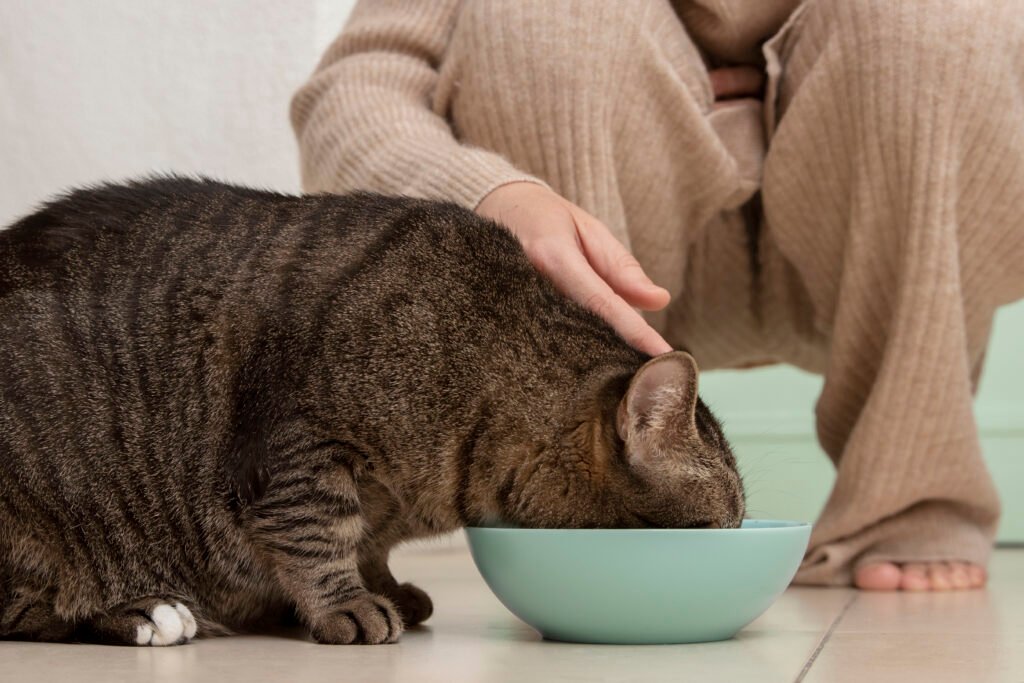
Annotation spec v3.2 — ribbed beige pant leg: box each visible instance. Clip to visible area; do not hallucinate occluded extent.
[763,0,1024,585]
[437,0,767,358]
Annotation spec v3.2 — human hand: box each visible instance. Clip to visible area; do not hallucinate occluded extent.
[476,182,672,356]
[708,66,765,109]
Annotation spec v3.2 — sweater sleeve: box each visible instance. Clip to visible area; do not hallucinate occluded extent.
[290,0,546,209]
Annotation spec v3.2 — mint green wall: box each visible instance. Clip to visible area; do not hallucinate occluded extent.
[700,300,1024,542]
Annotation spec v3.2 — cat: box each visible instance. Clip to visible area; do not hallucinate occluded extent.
[0,177,744,646]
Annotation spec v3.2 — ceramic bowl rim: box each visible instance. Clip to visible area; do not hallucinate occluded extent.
[466,519,811,535]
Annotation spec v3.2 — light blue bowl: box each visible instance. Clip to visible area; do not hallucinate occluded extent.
[465,519,811,644]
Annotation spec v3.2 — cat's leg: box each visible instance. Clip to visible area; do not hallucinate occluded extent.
[248,454,403,644]
[359,550,433,628]
[0,584,75,642]
[78,597,198,646]
[354,482,433,628]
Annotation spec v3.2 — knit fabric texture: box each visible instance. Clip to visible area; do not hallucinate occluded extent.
[291,0,1023,585]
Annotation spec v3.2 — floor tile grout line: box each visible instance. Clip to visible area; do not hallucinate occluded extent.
[793,592,859,683]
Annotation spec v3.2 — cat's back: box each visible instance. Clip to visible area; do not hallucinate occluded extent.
[1,177,295,288]
[0,176,445,300]
[0,179,501,473]
[0,179,411,478]
[0,178,288,402]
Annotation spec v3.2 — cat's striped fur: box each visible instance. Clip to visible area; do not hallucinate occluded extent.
[0,177,744,645]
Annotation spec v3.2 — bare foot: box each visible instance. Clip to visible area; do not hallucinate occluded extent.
[854,561,987,591]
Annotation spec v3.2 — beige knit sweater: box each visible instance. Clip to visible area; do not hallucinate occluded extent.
[291,0,799,210]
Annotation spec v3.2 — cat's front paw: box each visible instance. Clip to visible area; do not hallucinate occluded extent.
[389,582,433,627]
[310,593,403,645]
[86,598,198,646]
[136,603,198,646]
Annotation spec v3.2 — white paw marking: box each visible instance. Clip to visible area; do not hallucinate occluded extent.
[135,602,195,646]
[149,604,185,646]
[135,623,153,645]
[174,602,197,640]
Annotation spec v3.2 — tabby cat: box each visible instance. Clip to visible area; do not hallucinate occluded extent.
[0,177,744,646]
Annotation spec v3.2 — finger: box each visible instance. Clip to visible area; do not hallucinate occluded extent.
[708,66,765,100]
[542,250,672,356]
[573,215,670,311]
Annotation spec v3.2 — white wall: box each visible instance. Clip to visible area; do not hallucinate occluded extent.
[0,0,356,224]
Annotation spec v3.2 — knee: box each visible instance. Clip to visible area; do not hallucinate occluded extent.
[803,0,1024,86]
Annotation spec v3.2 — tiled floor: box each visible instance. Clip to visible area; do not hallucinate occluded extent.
[3,544,1023,683]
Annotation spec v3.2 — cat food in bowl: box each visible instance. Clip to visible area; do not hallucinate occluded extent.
[465,519,811,644]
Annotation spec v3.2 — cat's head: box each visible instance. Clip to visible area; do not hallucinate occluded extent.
[605,351,745,529]
[501,351,745,529]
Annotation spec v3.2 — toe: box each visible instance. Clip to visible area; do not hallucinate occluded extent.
[967,564,988,588]
[148,604,185,646]
[899,563,931,591]
[854,562,903,591]
[947,562,972,590]
[174,603,198,640]
[393,583,433,627]
[312,594,403,645]
[135,623,154,646]
[927,563,953,591]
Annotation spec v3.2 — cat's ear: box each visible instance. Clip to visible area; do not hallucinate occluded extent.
[616,351,700,461]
